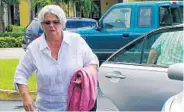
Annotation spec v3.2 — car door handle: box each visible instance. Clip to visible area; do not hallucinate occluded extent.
[105,75,126,79]
[105,71,126,79]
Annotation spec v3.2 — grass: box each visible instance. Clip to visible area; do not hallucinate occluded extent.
[0,59,37,91]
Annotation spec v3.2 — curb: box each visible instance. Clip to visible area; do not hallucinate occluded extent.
[0,89,36,100]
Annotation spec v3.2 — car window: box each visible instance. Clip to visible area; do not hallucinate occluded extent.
[159,6,183,26]
[145,30,183,66]
[108,27,183,67]
[66,20,96,29]
[109,37,144,64]
[26,20,40,35]
[138,7,152,27]
[102,8,131,29]
[170,6,183,24]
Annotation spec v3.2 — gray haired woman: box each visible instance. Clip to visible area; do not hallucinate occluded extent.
[14,5,98,111]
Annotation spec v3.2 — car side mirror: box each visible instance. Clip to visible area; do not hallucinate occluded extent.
[96,26,102,31]
[168,63,183,81]
[96,21,102,31]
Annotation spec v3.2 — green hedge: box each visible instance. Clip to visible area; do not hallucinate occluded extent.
[0,32,24,37]
[0,36,23,48]
[5,25,26,32]
[11,25,26,32]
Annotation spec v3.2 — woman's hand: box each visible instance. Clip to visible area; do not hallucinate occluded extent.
[22,94,36,111]
[17,84,36,111]
[72,73,82,85]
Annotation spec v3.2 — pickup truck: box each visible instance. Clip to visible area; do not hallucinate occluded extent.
[74,1,183,63]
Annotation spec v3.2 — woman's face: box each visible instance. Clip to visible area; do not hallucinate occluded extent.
[41,13,62,38]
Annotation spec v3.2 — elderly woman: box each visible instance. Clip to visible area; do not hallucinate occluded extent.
[14,5,99,111]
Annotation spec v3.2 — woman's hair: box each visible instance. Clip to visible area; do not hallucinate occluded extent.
[38,5,67,29]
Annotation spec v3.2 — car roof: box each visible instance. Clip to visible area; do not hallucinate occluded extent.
[114,1,183,6]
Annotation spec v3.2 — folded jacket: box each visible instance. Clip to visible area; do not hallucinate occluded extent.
[67,66,98,111]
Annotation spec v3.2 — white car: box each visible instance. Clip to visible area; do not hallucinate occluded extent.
[162,63,184,112]
[99,25,183,111]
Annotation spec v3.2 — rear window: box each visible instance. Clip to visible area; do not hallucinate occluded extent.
[26,20,40,33]
[66,20,96,29]
[159,5,183,26]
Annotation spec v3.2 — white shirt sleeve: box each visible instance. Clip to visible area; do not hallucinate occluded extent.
[14,47,35,91]
[80,37,99,69]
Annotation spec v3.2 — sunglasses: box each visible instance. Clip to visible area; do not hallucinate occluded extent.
[41,20,60,25]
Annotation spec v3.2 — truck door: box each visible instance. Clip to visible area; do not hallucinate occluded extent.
[86,5,135,59]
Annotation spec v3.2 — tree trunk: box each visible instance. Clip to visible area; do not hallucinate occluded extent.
[73,4,76,17]
[0,0,4,32]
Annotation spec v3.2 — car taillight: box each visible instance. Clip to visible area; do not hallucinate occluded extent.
[34,35,40,38]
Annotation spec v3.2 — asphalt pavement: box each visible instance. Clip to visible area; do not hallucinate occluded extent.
[0,48,118,111]
[0,95,118,111]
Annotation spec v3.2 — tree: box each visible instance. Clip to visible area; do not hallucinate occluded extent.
[31,0,99,18]
[79,0,99,18]
[68,0,99,18]
[31,0,72,8]
[30,0,73,17]
[0,0,20,32]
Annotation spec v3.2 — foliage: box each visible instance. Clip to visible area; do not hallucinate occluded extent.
[0,36,23,48]
[31,0,99,18]
[0,32,24,37]
[1,0,20,4]
[31,0,52,8]
[0,59,37,91]
[5,25,26,32]
[31,0,70,8]
[80,0,99,18]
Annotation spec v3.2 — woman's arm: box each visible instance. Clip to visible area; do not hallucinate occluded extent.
[17,84,36,111]
[14,48,36,111]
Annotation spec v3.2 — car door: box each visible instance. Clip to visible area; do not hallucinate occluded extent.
[99,26,183,111]
[86,5,135,54]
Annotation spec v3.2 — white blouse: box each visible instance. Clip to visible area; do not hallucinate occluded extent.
[14,31,99,111]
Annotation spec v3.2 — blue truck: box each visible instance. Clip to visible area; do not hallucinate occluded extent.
[74,1,183,63]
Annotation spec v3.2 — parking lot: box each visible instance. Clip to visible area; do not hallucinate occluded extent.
[0,48,118,111]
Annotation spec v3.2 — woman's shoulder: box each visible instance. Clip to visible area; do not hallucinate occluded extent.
[64,31,81,37]
[27,34,45,50]
[64,31,85,43]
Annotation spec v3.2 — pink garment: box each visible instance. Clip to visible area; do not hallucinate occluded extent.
[67,66,98,111]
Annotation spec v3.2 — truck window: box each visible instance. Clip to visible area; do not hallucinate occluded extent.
[138,7,152,27]
[159,7,172,26]
[159,6,183,26]
[102,8,131,29]
[171,6,183,24]
[179,6,183,22]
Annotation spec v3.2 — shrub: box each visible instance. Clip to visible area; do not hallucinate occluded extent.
[0,32,24,37]
[0,36,23,48]
[5,25,26,32]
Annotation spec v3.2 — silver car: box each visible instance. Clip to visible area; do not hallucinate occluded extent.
[99,25,183,111]
[162,63,183,112]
